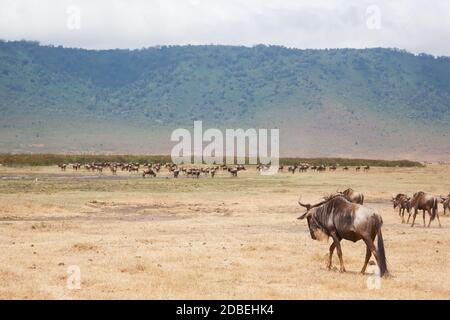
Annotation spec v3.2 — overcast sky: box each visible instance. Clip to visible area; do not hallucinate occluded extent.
[1,0,450,56]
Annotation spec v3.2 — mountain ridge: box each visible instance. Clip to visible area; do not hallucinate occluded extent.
[1,41,449,160]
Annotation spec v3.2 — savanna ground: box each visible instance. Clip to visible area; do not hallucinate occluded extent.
[0,164,449,299]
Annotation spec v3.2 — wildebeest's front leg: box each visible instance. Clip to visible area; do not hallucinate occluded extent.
[327,242,336,270]
[422,209,426,227]
[331,233,345,273]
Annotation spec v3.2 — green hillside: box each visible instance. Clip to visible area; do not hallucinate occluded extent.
[1,41,449,160]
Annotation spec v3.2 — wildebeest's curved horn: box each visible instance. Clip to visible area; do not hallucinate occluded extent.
[298,196,311,211]
[297,211,310,220]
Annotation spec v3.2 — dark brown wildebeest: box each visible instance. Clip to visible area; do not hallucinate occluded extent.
[440,195,450,215]
[317,165,326,172]
[58,164,67,171]
[329,165,337,171]
[364,165,370,172]
[173,169,180,178]
[288,165,297,174]
[355,166,361,172]
[391,193,411,223]
[228,167,238,177]
[210,169,216,178]
[409,191,441,228]
[297,195,388,277]
[142,168,156,178]
[342,166,349,171]
[186,168,200,178]
[339,188,364,205]
[129,165,139,173]
[298,165,309,172]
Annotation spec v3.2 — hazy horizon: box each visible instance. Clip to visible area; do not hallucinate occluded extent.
[1,0,450,56]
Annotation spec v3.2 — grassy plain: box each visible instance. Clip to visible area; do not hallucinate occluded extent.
[0,164,449,299]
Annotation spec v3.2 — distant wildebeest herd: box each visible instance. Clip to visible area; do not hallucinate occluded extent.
[59,161,371,178]
[58,162,248,178]
[282,163,370,173]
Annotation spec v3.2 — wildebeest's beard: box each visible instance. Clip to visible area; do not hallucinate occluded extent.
[307,213,329,241]
[393,200,399,209]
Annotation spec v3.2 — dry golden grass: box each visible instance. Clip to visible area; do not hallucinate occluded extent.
[0,164,449,299]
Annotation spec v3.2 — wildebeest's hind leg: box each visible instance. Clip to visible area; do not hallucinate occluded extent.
[327,242,336,270]
[436,213,442,228]
[362,237,380,274]
[361,244,372,274]
[406,209,413,224]
[428,209,442,228]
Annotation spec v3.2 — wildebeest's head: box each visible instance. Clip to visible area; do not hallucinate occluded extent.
[392,193,410,209]
[297,196,332,241]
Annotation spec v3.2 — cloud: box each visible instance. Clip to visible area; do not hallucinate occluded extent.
[1,0,449,56]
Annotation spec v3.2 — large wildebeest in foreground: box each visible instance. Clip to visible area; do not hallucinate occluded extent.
[297,195,389,277]
[338,188,364,205]
[391,193,411,223]
[409,191,441,227]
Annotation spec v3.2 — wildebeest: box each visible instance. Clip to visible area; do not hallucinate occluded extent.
[228,167,238,177]
[409,191,441,228]
[364,165,370,172]
[440,195,450,215]
[142,168,156,178]
[391,193,411,223]
[355,166,361,172]
[339,188,364,205]
[129,165,139,173]
[288,165,297,174]
[297,195,388,277]
[58,164,67,171]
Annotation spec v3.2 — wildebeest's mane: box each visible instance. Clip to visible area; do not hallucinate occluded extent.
[312,196,355,228]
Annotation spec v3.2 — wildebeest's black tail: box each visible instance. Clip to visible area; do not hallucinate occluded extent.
[376,217,389,277]
[431,197,438,220]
